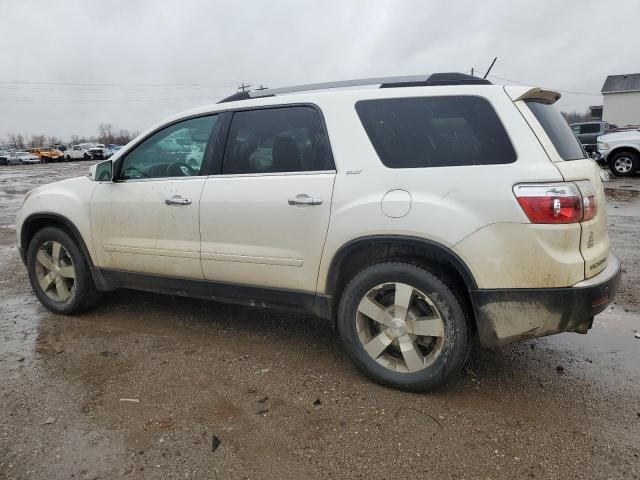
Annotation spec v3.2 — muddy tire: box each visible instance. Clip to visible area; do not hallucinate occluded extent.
[337,262,470,392]
[609,151,639,177]
[27,226,101,314]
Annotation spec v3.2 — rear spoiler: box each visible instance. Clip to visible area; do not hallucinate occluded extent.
[504,86,561,104]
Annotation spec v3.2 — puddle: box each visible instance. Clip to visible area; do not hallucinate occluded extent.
[546,305,640,376]
[605,187,640,202]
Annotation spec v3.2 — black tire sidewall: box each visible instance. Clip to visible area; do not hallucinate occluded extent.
[26,226,94,314]
[609,152,639,177]
[337,262,470,392]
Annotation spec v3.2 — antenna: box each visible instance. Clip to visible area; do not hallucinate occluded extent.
[483,57,497,79]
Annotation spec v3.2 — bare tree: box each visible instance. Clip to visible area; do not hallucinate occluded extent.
[29,135,46,148]
[98,122,114,145]
[561,109,592,124]
[6,134,26,150]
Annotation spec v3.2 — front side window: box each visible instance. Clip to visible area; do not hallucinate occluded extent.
[525,101,584,161]
[119,115,219,180]
[355,96,516,168]
[222,106,334,174]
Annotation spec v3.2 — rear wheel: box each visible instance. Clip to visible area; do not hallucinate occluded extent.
[337,262,470,391]
[609,151,639,177]
[27,226,101,314]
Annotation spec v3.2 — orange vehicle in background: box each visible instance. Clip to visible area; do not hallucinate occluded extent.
[29,147,63,163]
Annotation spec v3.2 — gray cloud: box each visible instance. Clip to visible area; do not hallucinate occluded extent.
[1,0,639,139]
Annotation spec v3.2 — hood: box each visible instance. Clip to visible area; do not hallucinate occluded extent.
[599,130,640,142]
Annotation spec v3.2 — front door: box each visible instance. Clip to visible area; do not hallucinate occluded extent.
[200,106,336,292]
[90,114,222,279]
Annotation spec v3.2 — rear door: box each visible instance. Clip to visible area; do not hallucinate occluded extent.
[199,105,336,292]
[510,88,610,279]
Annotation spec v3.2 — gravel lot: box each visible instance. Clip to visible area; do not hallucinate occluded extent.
[1,162,639,479]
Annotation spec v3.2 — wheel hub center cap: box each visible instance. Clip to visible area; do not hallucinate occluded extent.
[389,318,407,337]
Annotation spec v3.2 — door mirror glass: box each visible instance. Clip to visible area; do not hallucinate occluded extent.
[90,160,113,181]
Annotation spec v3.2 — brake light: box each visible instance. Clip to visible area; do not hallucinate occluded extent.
[513,182,598,224]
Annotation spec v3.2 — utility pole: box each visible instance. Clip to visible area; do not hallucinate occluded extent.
[471,68,474,77]
[237,83,251,92]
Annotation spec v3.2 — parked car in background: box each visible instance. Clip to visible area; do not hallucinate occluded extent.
[88,144,111,160]
[17,151,41,164]
[570,121,616,155]
[0,150,10,165]
[65,144,93,161]
[30,147,63,163]
[16,73,620,392]
[107,145,122,157]
[0,151,24,166]
[597,128,640,176]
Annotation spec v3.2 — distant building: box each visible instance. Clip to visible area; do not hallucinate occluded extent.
[601,73,640,126]
[589,105,603,120]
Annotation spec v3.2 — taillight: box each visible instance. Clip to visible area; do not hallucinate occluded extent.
[513,182,598,224]
[576,180,598,221]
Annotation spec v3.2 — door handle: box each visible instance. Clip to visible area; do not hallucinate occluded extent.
[165,196,192,206]
[288,194,322,206]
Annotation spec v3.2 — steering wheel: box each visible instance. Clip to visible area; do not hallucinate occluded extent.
[166,161,197,177]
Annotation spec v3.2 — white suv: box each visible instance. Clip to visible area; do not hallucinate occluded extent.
[15,73,621,391]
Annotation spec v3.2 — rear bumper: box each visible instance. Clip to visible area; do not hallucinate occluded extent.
[471,254,621,347]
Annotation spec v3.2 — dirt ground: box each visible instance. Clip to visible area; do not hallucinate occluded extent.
[1,162,639,480]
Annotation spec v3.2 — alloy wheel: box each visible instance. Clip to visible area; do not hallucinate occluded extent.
[356,282,445,373]
[614,156,633,174]
[34,241,76,302]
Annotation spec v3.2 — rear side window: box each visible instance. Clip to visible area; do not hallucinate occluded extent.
[222,106,334,174]
[525,101,584,160]
[355,96,516,168]
[580,123,600,134]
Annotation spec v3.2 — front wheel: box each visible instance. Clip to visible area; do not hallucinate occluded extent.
[27,226,101,314]
[337,262,470,391]
[609,151,639,177]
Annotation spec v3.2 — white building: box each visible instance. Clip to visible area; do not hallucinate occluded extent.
[601,73,640,126]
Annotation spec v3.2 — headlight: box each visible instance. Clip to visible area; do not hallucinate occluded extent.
[597,142,610,150]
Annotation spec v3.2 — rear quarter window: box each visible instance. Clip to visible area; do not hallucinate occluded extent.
[525,100,585,161]
[355,95,517,168]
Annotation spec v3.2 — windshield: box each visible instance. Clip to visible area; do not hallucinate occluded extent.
[525,100,584,161]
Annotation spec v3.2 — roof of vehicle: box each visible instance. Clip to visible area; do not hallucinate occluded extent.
[132,74,555,147]
[601,73,640,93]
[218,73,492,103]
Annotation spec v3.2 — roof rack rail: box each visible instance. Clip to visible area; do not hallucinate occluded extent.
[218,72,490,103]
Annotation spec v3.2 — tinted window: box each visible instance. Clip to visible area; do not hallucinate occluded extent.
[222,106,333,174]
[355,96,516,168]
[525,101,584,161]
[120,115,219,180]
[580,123,600,134]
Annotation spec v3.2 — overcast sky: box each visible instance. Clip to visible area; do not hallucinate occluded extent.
[1,0,639,140]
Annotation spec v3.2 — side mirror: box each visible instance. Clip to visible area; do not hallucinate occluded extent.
[89,160,113,182]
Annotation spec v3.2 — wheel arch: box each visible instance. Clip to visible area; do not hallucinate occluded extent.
[608,145,640,159]
[322,235,478,326]
[20,213,95,268]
